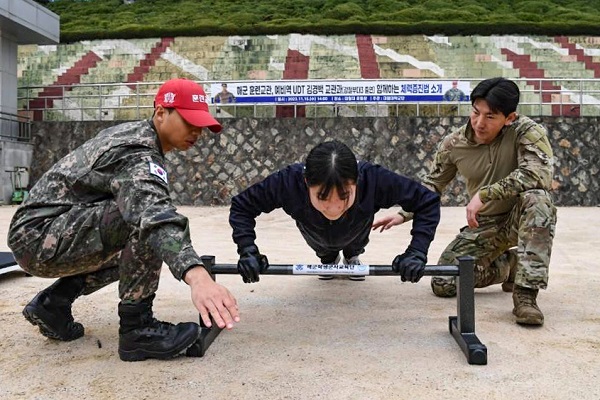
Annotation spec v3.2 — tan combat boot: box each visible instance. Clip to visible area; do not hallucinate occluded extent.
[512,285,544,326]
[501,249,518,292]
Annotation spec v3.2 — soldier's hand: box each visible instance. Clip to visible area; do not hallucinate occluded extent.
[184,266,239,329]
[466,193,484,228]
[237,245,269,283]
[392,247,427,283]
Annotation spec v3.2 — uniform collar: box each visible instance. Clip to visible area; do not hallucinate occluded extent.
[465,120,510,146]
[146,118,165,156]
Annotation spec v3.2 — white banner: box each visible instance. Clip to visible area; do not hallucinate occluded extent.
[292,263,370,275]
[209,80,470,104]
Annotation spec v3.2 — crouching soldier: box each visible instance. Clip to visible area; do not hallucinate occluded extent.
[374,78,556,326]
[7,78,239,360]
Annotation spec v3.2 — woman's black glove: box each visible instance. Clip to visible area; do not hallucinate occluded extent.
[237,245,269,283]
[392,247,427,283]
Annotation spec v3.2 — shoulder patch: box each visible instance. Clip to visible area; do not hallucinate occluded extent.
[149,162,168,184]
[522,125,545,144]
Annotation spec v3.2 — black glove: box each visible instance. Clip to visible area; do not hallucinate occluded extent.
[392,247,427,283]
[237,245,269,283]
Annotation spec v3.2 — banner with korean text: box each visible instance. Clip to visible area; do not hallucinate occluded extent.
[210,80,470,104]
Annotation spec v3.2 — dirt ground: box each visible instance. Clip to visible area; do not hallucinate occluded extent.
[0,205,599,400]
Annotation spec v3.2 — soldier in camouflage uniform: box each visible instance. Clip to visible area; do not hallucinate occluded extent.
[7,78,240,361]
[373,77,556,326]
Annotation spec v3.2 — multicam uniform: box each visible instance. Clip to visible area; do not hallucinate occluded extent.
[413,115,556,293]
[7,120,203,301]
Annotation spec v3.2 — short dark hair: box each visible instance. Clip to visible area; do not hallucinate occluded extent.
[152,106,175,117]
[304,140,358,200]
[471,77,520,116]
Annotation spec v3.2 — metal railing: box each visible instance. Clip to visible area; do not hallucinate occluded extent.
[0,111,31,142]
[17,78,600,121]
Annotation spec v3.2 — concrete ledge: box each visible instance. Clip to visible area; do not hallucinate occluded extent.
[0,0,59,44]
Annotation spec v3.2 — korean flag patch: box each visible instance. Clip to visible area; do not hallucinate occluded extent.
[149,162,168,184]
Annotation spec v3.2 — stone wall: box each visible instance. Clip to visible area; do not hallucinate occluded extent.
[30,117,599,206]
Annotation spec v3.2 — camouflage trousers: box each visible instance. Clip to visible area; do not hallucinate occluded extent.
[9,201,162,302]
[431,189,556,297]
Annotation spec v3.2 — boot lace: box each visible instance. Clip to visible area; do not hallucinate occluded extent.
[515,289,537,307]
[146,318,176,335]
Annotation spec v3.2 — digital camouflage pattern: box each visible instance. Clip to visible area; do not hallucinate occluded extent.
[423,116,556,296]
[7,120,204,301]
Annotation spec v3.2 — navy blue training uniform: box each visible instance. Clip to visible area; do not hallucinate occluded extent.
[229,161,441,262]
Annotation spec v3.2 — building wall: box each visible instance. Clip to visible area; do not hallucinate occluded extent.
[29,117,599,207]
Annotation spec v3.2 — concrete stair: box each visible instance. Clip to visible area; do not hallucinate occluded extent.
[27,51,103,120]
[555,36,600,78]
[16,34,600,118]
[126,37,174,88]
[500,48,578,116]
[277,49,309,118]
[356,34,380,79]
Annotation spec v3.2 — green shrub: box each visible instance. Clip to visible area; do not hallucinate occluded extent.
[364,0,410,14]
[515,12,544,22]
[387,7,429,22]
[420,0,456,10]
[323,3,366,20]
[429,10,479,22]
[461,5,491,17]
[37,0,600,39]
[514,1,553,14]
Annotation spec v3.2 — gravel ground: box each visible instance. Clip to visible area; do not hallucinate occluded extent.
[1,205,599,400]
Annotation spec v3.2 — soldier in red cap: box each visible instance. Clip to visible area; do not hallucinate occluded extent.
[7,78,239,361]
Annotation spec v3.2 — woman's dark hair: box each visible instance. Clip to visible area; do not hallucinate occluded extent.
[470,77,520,116]
[304,140,358,200]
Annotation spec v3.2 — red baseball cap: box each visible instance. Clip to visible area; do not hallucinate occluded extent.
[154,78,222,133]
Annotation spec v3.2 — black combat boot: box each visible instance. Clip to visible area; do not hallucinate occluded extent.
[118,294,199,362]
[22,275,86,341]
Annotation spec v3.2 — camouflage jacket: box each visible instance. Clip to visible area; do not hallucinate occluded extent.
[8,120,202,281]
[424,115,554,216]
